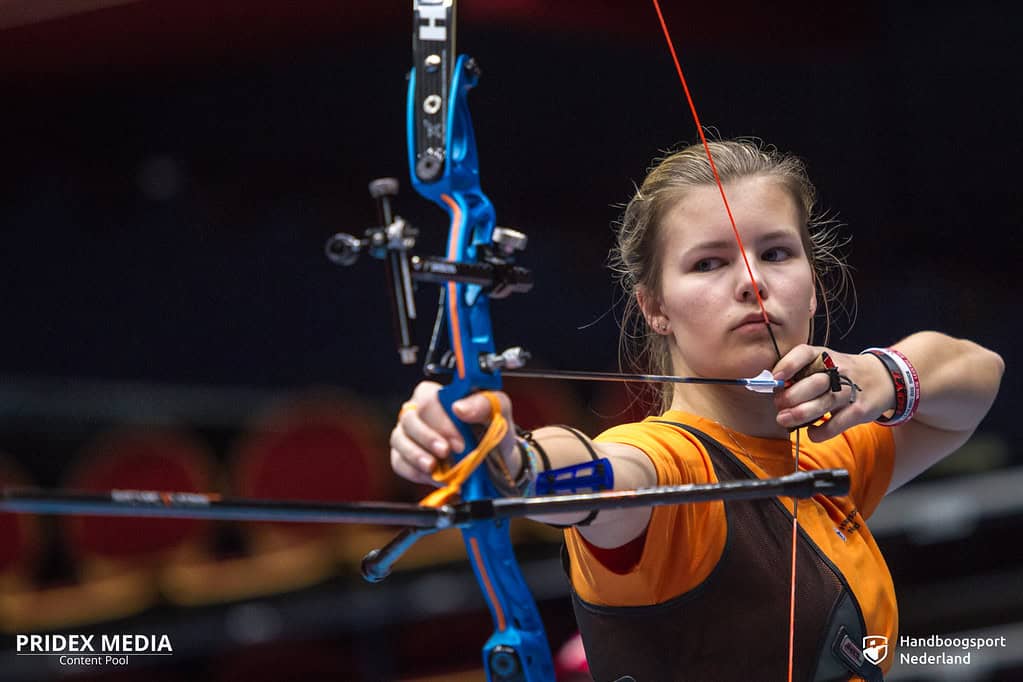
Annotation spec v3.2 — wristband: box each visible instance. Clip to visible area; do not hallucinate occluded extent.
[860,347,920,426]
[487,437,537,497]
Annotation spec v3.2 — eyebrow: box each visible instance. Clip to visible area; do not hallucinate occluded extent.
[686,229,798,252]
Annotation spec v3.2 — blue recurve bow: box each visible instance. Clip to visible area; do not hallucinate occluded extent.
[359,1,554,680]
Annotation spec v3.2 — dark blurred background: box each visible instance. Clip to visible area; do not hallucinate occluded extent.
[0,1,1019,680]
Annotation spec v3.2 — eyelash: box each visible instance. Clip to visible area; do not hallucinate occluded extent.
[692,247,793,272]
[693,258,722,272]
[762,246,792,262]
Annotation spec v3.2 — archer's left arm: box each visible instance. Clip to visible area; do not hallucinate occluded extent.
[882,331,1004,491]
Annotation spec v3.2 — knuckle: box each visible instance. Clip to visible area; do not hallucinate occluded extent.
[413,381,439,401]
[846,403,866,423]
[793,343,813,358]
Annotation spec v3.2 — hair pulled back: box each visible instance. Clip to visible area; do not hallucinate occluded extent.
[608,139,853,414]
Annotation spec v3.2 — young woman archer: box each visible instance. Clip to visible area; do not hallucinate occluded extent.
[388,140,1003,681]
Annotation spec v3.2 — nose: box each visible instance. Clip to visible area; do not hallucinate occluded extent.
[735,255,768,303]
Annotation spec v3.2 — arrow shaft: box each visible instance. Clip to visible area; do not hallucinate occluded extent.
[501,367,782,389]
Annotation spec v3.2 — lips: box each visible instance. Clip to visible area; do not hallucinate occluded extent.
[732,313,779,330]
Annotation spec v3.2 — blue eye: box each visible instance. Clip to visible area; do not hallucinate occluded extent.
[694,258,722,272]
[763,247,792,262]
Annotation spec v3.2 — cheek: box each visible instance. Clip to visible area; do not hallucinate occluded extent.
[796,264,817,300]
[777,265,817,312]
[661,278,723,327]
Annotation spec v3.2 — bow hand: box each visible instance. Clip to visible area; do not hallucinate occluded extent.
[391,382,519,487]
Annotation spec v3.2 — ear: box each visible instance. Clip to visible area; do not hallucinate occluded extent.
[636,286,669,334]
[809,289,818,316]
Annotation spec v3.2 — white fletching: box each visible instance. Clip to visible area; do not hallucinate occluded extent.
[743,369,784,394]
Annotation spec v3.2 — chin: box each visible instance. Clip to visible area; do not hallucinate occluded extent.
[735,346,782,375]
[679,342,778,378]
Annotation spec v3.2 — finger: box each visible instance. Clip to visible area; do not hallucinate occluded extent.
[399,402,464,458]
[452,392,516,458]
[408,383,468,452]
[451,391,510,425]
[783,377,862,434]
[805,381,868,441]
[390,447,437,486]
[806,415,843,443]
[772,344,822,382]
[777,389,842,430]
[774,371,833,411]
[806,399,863,442]
[390,427,442,480]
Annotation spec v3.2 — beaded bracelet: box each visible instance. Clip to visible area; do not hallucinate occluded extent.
[518,437,543,498]
[860,347,920,426]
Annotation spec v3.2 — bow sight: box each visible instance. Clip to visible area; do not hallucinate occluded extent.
[326,178,533,367]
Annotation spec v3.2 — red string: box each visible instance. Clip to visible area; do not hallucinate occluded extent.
[649,0,780,358]
[649,2,796,679]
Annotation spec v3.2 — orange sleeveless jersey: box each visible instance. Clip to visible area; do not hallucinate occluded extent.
[564,410,898,675]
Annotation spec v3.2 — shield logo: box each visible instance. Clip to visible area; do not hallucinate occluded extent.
[863,635,888,664]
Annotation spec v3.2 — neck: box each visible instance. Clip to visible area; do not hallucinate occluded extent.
[669,384,789,439]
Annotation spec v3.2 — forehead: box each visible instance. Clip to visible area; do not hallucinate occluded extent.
[660,175,802,246]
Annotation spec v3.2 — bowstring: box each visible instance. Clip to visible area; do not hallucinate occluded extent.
[649,3,799,680]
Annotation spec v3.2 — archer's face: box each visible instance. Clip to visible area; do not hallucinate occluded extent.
[652,175,817,379]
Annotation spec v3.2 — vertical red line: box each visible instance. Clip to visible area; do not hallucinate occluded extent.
[649,0,779,353]
[650,3,795,680]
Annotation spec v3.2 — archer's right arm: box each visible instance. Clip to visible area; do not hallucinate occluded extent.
[390,381,655,548]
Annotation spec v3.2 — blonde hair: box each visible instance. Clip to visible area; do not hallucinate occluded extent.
[609,139,854,414]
